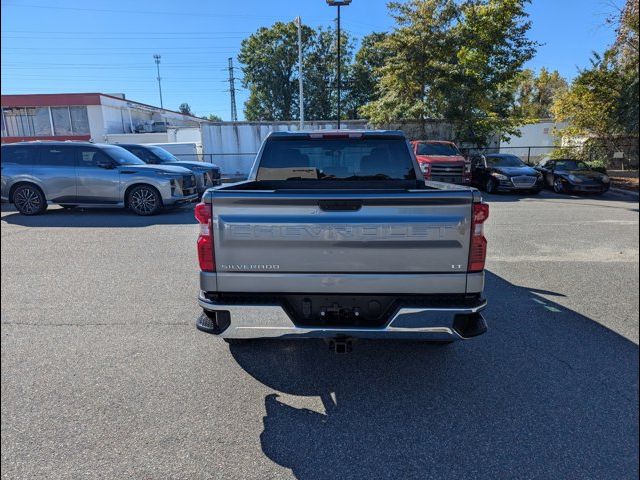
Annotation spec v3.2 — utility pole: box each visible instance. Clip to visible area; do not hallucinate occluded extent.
[153,54,163,109]
[295,16,305,130]
[228,57,238,122]
[326,1,351,129]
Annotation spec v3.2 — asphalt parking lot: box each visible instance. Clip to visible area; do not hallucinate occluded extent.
[1,190,638,480]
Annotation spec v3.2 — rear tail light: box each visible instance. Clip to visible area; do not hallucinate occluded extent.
[195,202,215,272]
[468,202,489,272]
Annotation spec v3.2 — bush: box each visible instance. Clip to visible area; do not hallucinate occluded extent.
[585,159,608,173]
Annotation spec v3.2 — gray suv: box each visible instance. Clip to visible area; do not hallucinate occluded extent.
[1,141,199,216]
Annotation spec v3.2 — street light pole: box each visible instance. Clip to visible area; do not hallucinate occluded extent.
[326,0,351,130]
[295,16,305,130]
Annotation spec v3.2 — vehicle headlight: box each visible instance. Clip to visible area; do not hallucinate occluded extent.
[567,174,583,183]
[601,175,610,183]
[419,163,430,174]
[492,173,508,181]
[156,171,179,177]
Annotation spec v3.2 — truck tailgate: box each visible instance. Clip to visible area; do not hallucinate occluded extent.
[208,189,473,292]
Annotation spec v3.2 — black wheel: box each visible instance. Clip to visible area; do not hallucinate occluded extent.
[485,178,497,193]
[223,338,252,345]
[13,184,47,215]
[60,204,77,210]
[127,185,161,216]
[553,177,564,194]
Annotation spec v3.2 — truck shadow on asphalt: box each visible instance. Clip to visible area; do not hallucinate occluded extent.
[228,271,639,480]
[0,204,197,228]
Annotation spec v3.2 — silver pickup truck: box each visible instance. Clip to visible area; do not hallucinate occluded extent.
[195,131,488,351]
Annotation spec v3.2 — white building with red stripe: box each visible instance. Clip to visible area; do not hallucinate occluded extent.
[1,93,205,144]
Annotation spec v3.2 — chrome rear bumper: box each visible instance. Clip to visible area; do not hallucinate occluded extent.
[198,293,487,341]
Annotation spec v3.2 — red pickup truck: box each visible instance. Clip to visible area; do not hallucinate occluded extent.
[411,140,471,185]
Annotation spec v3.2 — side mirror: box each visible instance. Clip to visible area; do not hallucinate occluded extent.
[97,160,115,169]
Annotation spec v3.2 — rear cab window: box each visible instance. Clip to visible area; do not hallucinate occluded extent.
[256,136,417,182]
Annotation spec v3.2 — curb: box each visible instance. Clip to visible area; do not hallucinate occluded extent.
[610,187,640,199]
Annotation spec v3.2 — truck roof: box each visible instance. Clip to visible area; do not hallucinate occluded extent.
[267,130,406,138]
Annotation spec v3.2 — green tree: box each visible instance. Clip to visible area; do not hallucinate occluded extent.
[238,21,314,121]
[552,53,629,139]
[552,0,639,140]
[178,103,193,116]
[515,68,568,120]
[344,32,392,119]
[361,0,537,146]
[203,114,223,122]
[304,26,354,120]
[360,0,459,130]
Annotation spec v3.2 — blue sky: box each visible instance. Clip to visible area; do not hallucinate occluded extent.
[1,0,622,120]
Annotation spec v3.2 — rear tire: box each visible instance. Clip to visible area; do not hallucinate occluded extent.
[127,185,161,216]
[13,184,47,215]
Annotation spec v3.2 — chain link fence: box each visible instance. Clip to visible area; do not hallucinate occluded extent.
[460,143,639,170]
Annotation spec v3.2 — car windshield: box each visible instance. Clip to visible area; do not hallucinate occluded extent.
[416,143,459,156]
[257,137,416,181]
[104,146,146,165]
[148,146,179,163]
[554,160,589,170]
[486,155,526,167]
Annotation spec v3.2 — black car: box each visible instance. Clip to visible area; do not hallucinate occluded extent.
[118,144,221,194]
[535,159,611,194]
[471,153,543,194]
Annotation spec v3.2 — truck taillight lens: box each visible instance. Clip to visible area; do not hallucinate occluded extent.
[195,202,215,272]
[468,203,489,272]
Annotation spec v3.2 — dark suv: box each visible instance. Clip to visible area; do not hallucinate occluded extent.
[1,141,198,215]
[118,144,221,194]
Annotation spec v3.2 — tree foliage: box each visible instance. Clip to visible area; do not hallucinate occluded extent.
[360,0,537,145]
[552,0,639,140]
[514,68,568,120]
[344,32,392,119]
[204,114,223,122]
[304,27,353,121]
[238,21,314,121]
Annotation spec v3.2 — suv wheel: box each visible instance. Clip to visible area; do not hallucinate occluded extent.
[13,184,47,215]
[128,185,161,216]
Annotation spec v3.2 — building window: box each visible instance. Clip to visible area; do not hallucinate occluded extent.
[2,107,52,137]
[51,106,72,136]
[1,106,90,137]
[70,106,90,134]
